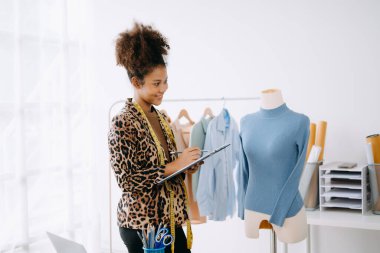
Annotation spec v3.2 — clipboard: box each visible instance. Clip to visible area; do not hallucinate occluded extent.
[157,143,231,185]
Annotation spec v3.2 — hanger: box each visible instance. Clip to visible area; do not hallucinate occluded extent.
[222,97,226,109]
[203,107,214,119]
[220,97,230,127]
[177,109,194,124]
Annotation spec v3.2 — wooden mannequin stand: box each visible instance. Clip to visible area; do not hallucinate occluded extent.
[260,220,277,253]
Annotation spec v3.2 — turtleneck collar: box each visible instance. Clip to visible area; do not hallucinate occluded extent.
[259,103,289,118]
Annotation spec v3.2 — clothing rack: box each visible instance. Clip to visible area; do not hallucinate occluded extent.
[108,96,286,253]
[161,97,260,102]
[108,97,260,116]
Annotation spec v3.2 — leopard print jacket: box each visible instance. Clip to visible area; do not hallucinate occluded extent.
[108,99,188,229]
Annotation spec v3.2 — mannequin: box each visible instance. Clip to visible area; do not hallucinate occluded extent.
[238,89,309,243]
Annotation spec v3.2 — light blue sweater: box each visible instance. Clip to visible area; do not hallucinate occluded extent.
[237,104,310,227]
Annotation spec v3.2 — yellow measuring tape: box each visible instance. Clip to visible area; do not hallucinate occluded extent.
[133,102,193,252]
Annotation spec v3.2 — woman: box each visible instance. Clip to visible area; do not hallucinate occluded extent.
[108,22,201,253]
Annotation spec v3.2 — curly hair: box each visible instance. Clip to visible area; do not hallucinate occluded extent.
[115,22,170,81]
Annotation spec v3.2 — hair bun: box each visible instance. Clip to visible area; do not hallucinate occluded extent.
[115,22,170,80]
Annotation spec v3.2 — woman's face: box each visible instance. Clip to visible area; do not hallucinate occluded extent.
[135,65,168,106]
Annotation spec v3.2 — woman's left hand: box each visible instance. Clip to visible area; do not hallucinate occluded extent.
[186,161,204,175]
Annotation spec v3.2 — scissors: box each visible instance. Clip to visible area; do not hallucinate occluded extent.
[154,228,173,248]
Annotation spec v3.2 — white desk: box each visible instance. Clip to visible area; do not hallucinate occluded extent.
[306,210,380,253]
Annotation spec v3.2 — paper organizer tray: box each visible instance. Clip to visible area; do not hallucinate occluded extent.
[319,162,370,214]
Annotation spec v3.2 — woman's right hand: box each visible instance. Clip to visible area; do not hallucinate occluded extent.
[164,147,202,176]
[175,147,202,169]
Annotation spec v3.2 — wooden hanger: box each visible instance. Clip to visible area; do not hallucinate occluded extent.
[203,107,214,119]
[177,108,194,124]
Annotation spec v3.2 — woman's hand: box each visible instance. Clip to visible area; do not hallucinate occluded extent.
[175,147,202,169]
[186,161,204,175]
[164,147,202,176]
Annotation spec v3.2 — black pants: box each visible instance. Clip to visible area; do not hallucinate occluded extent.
[119,226,191,253]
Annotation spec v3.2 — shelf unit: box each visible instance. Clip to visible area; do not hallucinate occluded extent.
[319,162,370,214]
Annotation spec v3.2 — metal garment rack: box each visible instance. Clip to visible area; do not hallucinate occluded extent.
[108,97,288,253]
[108,96,260,116]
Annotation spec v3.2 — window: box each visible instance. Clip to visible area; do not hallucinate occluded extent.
[0,0,93,252]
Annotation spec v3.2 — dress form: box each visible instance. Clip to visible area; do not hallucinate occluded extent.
[244,89,307,243]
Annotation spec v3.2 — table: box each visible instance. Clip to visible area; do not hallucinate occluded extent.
[305,210,380,253]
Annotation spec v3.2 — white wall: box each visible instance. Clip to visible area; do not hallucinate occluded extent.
[88,0,380,252]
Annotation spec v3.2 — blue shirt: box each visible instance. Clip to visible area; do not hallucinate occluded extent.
[237,104,310,227]
[196,109,241,221]
[189,116,213,196]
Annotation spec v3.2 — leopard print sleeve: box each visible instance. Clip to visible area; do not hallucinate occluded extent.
[108,114,165,193]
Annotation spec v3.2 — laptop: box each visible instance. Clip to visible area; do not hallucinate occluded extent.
[46,232,87,253]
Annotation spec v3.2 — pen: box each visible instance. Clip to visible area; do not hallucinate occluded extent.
[137,231,147,248]
[151,226,156,248]
[157,222,162,234]
[142,228,148,248]
[170,150,209,154]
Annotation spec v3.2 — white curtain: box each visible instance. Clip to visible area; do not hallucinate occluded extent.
[0,0,99,252]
